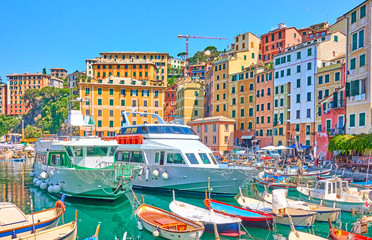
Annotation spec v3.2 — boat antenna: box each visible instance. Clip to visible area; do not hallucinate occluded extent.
[29,195,36,240]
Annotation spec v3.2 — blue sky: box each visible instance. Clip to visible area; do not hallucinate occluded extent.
[0,0,362,82]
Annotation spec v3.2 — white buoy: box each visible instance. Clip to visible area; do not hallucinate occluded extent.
[137,219,143,231]
[152,169,159,178]
[33,177,38,185]
[161,172,169,180]
[152,229,159,237]
[39,172,48,180]
[48,185,54,193]
[53,184,61,193]
[35,180,42,187]
[40,182,48,190]
[29,172,35,177]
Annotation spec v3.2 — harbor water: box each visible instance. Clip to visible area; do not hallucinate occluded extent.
[1,159,372,239]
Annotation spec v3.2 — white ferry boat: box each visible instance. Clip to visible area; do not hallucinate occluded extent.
[115,111,259,196]
[32,136,142,201]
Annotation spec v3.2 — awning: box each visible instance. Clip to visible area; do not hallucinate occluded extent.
[241,135,254,140]
[289,144,311,149]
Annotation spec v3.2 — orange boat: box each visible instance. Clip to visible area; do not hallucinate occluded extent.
[328,219,372,240]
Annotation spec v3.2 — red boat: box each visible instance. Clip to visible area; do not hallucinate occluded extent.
[204,198,273,230]
[328,219,372,240]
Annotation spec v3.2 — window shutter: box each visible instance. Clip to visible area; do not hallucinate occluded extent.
[345,82,350,97]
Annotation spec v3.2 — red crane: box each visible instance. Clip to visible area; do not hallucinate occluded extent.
[177,35,229,65]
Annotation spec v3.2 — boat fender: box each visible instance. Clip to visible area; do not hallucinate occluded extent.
[32,177,38,185]
[137,219,143,231]
[153,229,159,237]
[53,184,62,193]
[48,185,54,193]
[40,182,48,191]
[55,200,66,213]
[145,168,149,181]
[161,172,169,180]
[138,168,143,176]
[35,179,42,187]
[29,171,35,177]
[152,169,159,179]
[39,171,48,180]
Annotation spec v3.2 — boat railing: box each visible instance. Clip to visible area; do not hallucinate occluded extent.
[95,160,143,180]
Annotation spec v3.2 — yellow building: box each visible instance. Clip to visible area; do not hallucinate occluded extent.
[343,1,371,134]
[98,52,169,86]
[79,77,165,137]
[175,77,204,124]
[0,84,6,115]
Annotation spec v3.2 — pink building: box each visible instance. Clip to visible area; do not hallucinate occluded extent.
[261,23,302,63]
[187,116,235,153]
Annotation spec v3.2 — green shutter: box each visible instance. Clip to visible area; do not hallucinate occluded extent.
[345,82,350,97]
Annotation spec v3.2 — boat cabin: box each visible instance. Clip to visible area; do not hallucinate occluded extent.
[312,178,349,200]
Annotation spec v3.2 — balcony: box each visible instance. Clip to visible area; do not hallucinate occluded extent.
[328,99,346,109]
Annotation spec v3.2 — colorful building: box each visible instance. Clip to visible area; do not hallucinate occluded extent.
[231,32,259,52]
[79,77,165,137]
[186,62,206,80]
[6,73,51,116]
[261,23,302,63]
[164,84,177,122]
[168,58,185,69]
[0,84,7,115]
[175,77,204,124]
[98,52,169,86]
[50,68,67,79]
[204,62,214,117]
[187,116,235,153]
[273,32,346,147]
[86,58,98,78]
[67,71,86,88]
[298,22,330,42]
[254,66,274,147]
[50,77,64,88]
[343,1,371,134]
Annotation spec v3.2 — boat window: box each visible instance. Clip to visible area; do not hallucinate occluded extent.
[65,146,73,157]
[50,154,60,165]
[186,153,199,164]
[208,153,218,165]
[316,182,325,189]
[198,153,211,164]
[131,151,143,163]
[145,126,196,135]
[166,153,185,164]
[332,182,336,194]
[155,152,160,163]
[86,147,108,156]
[109,146,118,156]
[328,183,332,194]
[72,146,84,157]
[342,182,347,192]
[118,151,130,161]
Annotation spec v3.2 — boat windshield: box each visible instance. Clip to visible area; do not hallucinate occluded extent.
[185,153,199,164]
[120,126,196,135]
[117,151,144,163]
[199,153,211,164]
[316,182,325,190]
[166,153,185,164]
[87,147,108,156]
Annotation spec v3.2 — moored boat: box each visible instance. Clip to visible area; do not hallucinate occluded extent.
[136,204,204,240]
[204,198,273,230]
[255,172,298,190]
[297,177,372,212]
[237,189,316,228]
[169,193,244,237]
[328,219,372,240]
[288,231,327,240]
[0,200,65,240]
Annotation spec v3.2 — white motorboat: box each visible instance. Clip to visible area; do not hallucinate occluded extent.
[261,190,340,222]
[32,137,142,200]
[237,189,316,228]
[116,111,259,195]
[297,177,372,212]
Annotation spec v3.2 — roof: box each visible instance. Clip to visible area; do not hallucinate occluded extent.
[99,51,169,55]
[317,62,344,74]
[50,68,67,71]
[261,26,299,37]
[50,77,64,82]
[93,60,156,66]
[7,72,50,78]
[187,116,235,125]
[78,76,165,88]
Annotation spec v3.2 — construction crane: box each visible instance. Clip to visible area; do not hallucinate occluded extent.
[177,35,229,65]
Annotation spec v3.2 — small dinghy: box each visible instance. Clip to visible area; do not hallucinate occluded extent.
[204,198,273,230]
[0,199,65,240]
[328,219,372,240]
[136,204,204,240]
[237,189,316,228]
[169,192,244,237]
[15,211,78,240]
[261,190,340,222]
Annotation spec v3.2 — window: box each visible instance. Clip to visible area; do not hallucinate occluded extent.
[280,70,284,77]
[359,112,366,127]
[109,99,114,106]
[325,74,330,83]
[98,99,102,105]
[296,79,300,88]
[240,85,244,92]
[287,68,291,76]
[318,76,323,84]
[109,88,114,95]
[249,95,253,102]
[199,153,211,164]
[297,52,301,59]
[275,86,278,94]
[240,109,244,117]
[335,72,340,81]
[240,97,244,104]
[297,65,301,73]
[240,123,244,130]
[360,54,366,67]
[280,85,284,93]
[296,110,300,119]
[325,89,329,97]
[296,94,300,103]
[248,108,253,116]
[351,11,357,24]
[307,109,311,118]
[307,76,312,86]
[109,121,114,128]
[280,98,283,107]
[194,110,198,116]
[334,35,338,42]
[350,114,355,127]
[85,87,90,94]
[204,125,207,132]
[97,88,102,95]
[307,62,312,70]
[307,92,311,101]
[121,99,125,106]
[98,120,102,127]
[361,5,366,18]
[279,128,283,136]
[267,103,271,110]
[326,119,331,132]
[318,90,323,100]
[352,33,357,51]
[307,48,312,56]
[350,58,356,70]
[274,99,278,107]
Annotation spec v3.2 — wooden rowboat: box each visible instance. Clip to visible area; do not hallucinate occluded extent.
[328,219,372,240]
[204,198,273,230]
[136,204,204,240]
[0,200,65,240]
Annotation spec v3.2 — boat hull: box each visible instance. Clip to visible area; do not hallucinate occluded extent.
[34,163,137,201]
[134,165,259,195]
[273,213,316,228]
[204,222,243,237]
[255,176,297,191]
[314,209,339,222]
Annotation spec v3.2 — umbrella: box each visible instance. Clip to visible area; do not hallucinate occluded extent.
[276,146,290,150]
[25,145,35,151]
[261,146,277,150]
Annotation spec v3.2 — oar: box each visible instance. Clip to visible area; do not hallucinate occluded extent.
[213,222,220,240]
[288,215,299,238]
[130,187,140,206]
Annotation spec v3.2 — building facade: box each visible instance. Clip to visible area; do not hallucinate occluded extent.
[6,73,51,116]
[187,116,235,153]
[50,68,67,79]
[168,58,185,69]
[186,63,206,80]
[204,63,214,117]
[50,77,64,88]
[298,22,330,42]
[79,77,164,137]
[86,58,98,78]
[67,71,86,88]
[164,84,177,122]
[0,84,7,115]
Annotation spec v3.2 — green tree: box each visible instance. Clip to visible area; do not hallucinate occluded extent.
[167,77,176,87]
[204,46,217,52]
[42,68,47,75]
[177,52,187,61]
[24,125,42,138]
[0,115,21,136]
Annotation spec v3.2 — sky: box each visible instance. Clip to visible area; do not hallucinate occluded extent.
[0,0,362,82]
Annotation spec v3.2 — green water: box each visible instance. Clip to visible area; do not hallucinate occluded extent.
[1,160,371,239]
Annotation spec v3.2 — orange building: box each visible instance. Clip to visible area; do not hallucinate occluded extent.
[50,68,67,79]
[0,84,6,115]
[164,84,177,122]
[261,23,302,63]
[6,73,51,116]
[187,116,235,153]
[298,22,330,42]
[255,67,274,147]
